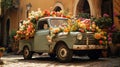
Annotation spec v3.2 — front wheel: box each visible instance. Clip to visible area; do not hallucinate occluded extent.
[23,46,33,60]
[56,43,73,62]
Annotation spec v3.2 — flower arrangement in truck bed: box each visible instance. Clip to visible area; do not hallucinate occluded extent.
[14,8,72,40]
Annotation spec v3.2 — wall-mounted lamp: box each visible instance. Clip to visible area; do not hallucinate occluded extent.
[26,3,32,18]
[26,3,32,11]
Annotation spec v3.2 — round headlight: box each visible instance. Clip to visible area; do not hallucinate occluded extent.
[77,33,82,40]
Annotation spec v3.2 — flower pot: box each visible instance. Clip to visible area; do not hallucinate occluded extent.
[0,51,4,65]
[0,51,3,58]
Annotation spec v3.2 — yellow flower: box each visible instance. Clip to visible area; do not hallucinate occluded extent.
[0,47,5,52]
[91,24,96,29]
[96,26,99,30]
[98,29,102,32]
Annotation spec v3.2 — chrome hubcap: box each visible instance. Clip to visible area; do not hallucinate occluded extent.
[60,48,67,57]
[24,48,29,57]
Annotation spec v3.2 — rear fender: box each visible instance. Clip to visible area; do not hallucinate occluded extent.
[19,42,32,52]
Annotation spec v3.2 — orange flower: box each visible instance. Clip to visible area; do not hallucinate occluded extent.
[94,33,102,39]
[54,29,59,34]
[76,19,80,23]
[49,27,53,30]
[52,28,60,34]
[64,28,70,32]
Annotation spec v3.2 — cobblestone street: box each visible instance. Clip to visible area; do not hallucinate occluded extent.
[0,53,120,67]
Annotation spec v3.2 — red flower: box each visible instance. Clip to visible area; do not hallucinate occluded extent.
[99,40,103,45]
[79,29,84,33]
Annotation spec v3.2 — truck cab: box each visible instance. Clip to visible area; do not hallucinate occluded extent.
[19,17,107,62]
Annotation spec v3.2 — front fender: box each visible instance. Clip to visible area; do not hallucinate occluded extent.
[53,34,76,49]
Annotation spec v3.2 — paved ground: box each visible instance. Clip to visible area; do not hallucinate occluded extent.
[0,53,120,67]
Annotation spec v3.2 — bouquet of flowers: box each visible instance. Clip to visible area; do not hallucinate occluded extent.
[14,8,72,40]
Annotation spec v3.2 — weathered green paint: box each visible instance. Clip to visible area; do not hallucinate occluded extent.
[34,30,50,52]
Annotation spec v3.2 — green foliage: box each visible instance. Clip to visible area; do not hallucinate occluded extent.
[92,14,113,29]
[10,30,17,40]
[1,0,13,9]
[78,13,90,19]
[112,31,120,44]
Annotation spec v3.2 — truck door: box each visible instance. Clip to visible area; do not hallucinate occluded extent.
[34,20,50,52]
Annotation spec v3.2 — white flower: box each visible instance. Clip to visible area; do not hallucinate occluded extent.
[26,20,30,24]
[29,15,35,20]
[23,20,27,25]
[19,25,25,31]
[19,23,22,27]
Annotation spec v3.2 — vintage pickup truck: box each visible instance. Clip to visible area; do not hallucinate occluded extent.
[19,17,106,62]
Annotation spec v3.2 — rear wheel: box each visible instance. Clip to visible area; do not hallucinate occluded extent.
[88,50,101,60]
[23,46,33,59]
[56,43,73,62]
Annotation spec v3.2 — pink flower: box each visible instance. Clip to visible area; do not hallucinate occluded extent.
[103,13,109,17]
[108,37,112,41]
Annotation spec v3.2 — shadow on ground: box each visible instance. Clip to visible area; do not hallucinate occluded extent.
[17,56,107,65]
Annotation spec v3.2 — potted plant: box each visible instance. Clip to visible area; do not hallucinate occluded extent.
[0,47,5,65]
[0,47,5,58]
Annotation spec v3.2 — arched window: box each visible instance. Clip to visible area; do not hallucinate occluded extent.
[73,0,90,18]
[54,6,62,12]
[101,0,113,17]
[53,2,64,11]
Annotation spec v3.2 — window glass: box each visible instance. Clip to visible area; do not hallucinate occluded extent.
[38,20,49,30]
[50,19,68,28]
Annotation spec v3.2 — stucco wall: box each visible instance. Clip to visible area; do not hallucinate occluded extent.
[113,0,120,30]
[2,0,118,46]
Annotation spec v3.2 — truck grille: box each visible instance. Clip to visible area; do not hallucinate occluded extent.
[75,33,96,45]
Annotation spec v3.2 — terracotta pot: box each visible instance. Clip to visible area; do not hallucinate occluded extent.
[0,52,3,58]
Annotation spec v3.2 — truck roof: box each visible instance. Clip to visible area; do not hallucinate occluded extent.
[39,17,68,21]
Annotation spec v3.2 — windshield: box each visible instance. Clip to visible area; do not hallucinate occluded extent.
[50,19,68,28]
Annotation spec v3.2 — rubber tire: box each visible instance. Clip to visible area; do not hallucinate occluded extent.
[56,43,73,62]
[88,50,101,60]
[23,46,33,60]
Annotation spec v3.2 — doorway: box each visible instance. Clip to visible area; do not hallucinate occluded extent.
[76,0,90,18]
[6,19,10,47]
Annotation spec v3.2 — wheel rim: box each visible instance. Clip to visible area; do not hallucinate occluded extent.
[24,48,29,57]
[59,48,67,57]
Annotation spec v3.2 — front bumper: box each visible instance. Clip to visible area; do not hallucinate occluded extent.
[73,45,107,50]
